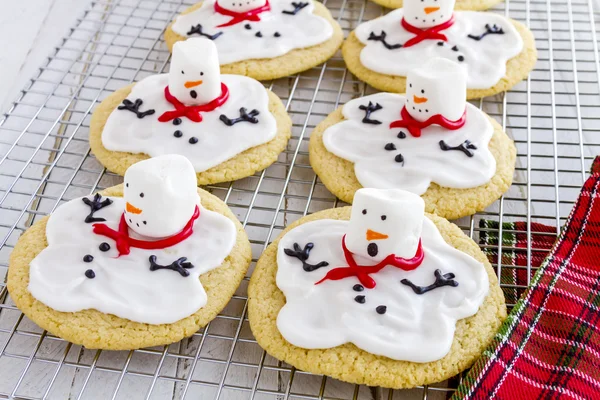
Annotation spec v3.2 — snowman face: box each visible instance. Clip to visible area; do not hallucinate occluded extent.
[168,38,222,106]
[123,155,200,238]
[405,57,466,122]
[345,188,424,261]
[403,0,455,29]
[217,0,267,12]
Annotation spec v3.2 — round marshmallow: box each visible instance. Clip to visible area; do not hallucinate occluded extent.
[168,38,222,106]
[217,0,267,13]
[403,0,455,29]
[345,188,424,261]
[123,154,200,238]
[405,57,467,122]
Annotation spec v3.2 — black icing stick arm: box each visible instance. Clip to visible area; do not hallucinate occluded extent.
[282,2,309,15]
[358,101,383,125]
[439,140,477,157]
[467,24,505,41]
[219,108,260,126]
[149,255,194,277]
[187,24,223,40]
[367,31,403,50]
[82,193,113,223]
[118,99,155,119]
[284,243,329,272]
[401,269,458,295]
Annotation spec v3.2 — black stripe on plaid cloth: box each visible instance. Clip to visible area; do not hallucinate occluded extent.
[452,156,600,400]
[479,220,556,304]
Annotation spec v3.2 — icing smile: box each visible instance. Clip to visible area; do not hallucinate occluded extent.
[366,229,388,241]
[184,80,203,88]
[424,7,440,14]
[413,95,428,104]
[125,202,142,214]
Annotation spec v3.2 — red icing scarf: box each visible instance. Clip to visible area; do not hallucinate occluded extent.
[92,206,200,257]
[158,83,229,123]
[214,0,271,28]
[401,15,455,48]
[389,106,466,138]
[315,235,424,289]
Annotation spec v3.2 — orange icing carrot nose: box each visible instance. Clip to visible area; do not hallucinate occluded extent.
[126,202,142,214]
[424,6,440,14]
[184,80,203,88]
[366,229,389,241]
[413,95,428,104]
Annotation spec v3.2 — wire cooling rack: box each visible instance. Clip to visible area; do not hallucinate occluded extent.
[1,0,599,398]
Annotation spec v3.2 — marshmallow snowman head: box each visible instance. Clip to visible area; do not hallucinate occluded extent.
[403,0,455,28]
[168,38,222,106]
[405,57,467,122]
[345,188,425,261]
[123,155,200,238]
[217,0,267,12]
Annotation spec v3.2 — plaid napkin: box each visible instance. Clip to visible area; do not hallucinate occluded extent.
[479,219,556,304]
[453,156,600,400]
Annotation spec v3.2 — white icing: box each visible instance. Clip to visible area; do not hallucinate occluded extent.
[275,217,489,362]
[171,0,333,64]
[404,0,455,29]
[406,57,467,122]
[322,92,496,195]
[346,188,424,260]
[124,155,200,238]
[29,195,237,325]
[169,38,222,105]
[101,73,277,172]
[355,9,524,89]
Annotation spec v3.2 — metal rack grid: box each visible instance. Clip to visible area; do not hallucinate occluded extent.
[0,0,598,398]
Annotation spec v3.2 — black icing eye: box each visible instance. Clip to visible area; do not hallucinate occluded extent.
[362,209,367,215]
[140,192,144,198]
[143,221,147,225]
[126,183,129,187]
[409,83,412,88]
[381,215,387,221]
[421,89,425,94]
[200,71,204,76]
[181,70,184,74]
[426,109,429,112]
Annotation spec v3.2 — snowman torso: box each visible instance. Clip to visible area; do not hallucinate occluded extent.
[101,74,277,172]
[322,92,496,195]
[170,0,333,64]
[275,217,488,362]
[28,194,237,325]
[354,10,523,89]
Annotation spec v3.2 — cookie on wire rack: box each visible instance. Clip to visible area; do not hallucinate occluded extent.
[371,0,502,11]
[309,58,516,220]
[7,155,252,350]
[248,188,506,389]
[164,0,344,81]
[342,0,537,98]
[90,38,292,185]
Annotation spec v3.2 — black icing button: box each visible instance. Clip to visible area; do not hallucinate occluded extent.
[99,242,111,252]
[452,45,459,51]
[397,131,406,139]
[85,269,96,279]
[354,295,366,304]
[189,137,198,144]
[384,143,396,151]
[353,284,364,292]
[274,32,281,37]
[83,254,94,263]
[458,55,465,62]
[376,305,387,315]
[395,154,404,163]
[173,118,182,125]
[437,41,444,46]
[245,23,252,29]
[255,32,263,38]
[174,130,183,138]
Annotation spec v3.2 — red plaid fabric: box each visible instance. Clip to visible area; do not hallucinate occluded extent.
[453,156,600,400]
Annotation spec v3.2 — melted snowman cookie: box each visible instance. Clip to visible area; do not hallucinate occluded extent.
[7,155,252,350]
[248,188,506,388]
[310,58,516,219]
[343,0,537,97]
[90,38,292,185]
[165,0,344,80]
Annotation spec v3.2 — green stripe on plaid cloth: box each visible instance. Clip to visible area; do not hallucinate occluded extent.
[453,156,600,400]
[479,220,556,304]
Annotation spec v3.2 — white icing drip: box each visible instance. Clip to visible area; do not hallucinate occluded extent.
[101,74,277,172]
[276,218,489,362]
[355,10,524,89]
[322,92,496,195]
[171,0,333,64]
[29,195,237,325]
